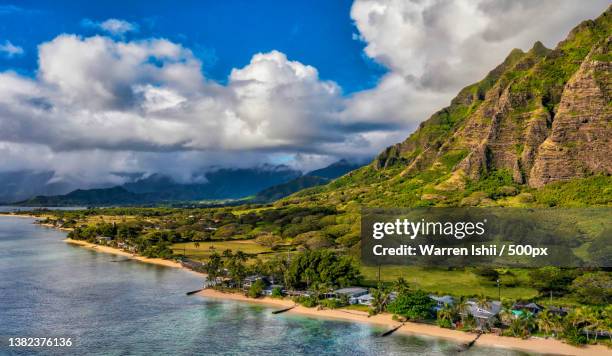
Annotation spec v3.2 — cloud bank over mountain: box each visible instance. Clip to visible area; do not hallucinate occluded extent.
[0,0,608,185]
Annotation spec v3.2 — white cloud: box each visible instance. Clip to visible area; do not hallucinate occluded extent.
[345,0,610,138]
[81,18,138,36]
[0,36,360,180]
[0,40,24,57]
[351,0,610,92]
[0,1,609,185]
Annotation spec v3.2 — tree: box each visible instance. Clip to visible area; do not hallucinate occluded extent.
[528,267,576,296]
[437,305,456,328]
[247,279,266,298]
[498,308,514,326]
[455,296,471,323]
[271,287,283,298]
[224,250,249,288]
[393,277,410,295]
[475,294,490,310]
[509,314,535,338]
[570,272,611,305]
[387,290,435,321]
[205,252,223,282]
[536,310,559,337]
[285,250,361,290]
[370,283,391,315]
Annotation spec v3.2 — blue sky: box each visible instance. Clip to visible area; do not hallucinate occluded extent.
[0,0,386,93]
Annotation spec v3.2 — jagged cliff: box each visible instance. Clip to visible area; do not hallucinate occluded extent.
[374,7,611,189]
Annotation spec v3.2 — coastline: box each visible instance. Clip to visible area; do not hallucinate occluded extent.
[64,238,202,273]
[198,289,611,356]
[2,214,610,355]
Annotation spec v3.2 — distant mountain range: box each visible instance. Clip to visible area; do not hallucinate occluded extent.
[0,170,93,204]
[8,160,365,206]
[254,159,363,202]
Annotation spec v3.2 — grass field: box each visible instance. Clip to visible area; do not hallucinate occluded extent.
[172,240,272,261]
[360,266,539,300]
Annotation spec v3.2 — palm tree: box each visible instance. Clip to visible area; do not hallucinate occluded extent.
[393,277,410,295]
[371,283,390,315]
[437,305,456,328]
[475,294,490,310]
[536,310,556,337]
[510,314,535,338]
[498,308,514,326]
[455,296,471,323]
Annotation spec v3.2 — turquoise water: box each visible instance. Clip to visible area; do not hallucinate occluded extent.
[0,216,534,355]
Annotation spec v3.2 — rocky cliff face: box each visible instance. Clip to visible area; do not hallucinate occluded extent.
[530,38,611,187]
[375,7,611,188]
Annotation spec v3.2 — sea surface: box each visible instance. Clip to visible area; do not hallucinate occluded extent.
[0,214,534,355]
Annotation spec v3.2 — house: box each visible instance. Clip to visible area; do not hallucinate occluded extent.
[262,284,284,296]
[462,300,502,329]
[356,293,374,305]
[243,275,271,290]
[334,287,369,304]
[430,295,454,311]
[285,290,311,297]
[511,302,544,315]
[357,291,397,306]
[547,306,569,317]
[96,236,113,244]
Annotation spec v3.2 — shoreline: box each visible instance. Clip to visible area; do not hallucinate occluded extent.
[2,214,610,355]
[64,238,205,274]
[0,212,41,218]
[198,289,611,356]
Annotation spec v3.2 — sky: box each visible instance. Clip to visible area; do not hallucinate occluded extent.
[0,0,609,186]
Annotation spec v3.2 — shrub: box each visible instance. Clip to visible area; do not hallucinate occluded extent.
[473,267,500,281]
[294,295,318,308]
[271,287,283,298]
[319,298,344,309]
[247,279,266,298]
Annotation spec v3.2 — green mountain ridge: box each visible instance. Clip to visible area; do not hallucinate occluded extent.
[280,7,611,209]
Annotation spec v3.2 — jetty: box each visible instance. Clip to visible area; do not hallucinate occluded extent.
[380,323,404,337]
[457,333,482,352]
[186,289,204,296]
[272,305,297,314]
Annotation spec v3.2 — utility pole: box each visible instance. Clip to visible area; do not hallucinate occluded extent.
[550,290,553,304]
[496,279,501,300]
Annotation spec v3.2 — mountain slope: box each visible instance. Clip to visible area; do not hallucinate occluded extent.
[285,7,611,208]
[253,159,365,202]
[0,170,77,203]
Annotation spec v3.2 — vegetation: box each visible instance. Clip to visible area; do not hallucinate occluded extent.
[387,290,436,321]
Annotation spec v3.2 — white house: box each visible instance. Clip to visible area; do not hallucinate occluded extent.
[334,287,369,304]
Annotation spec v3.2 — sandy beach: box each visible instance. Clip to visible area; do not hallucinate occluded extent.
[64,238,190,270]
[198,289,612,356]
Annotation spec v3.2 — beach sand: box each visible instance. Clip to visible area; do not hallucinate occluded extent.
[198,289,612,356]
[63,238,190,270]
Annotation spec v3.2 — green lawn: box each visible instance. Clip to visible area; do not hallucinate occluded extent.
[172,240,272,261]
[360,265,539,300]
